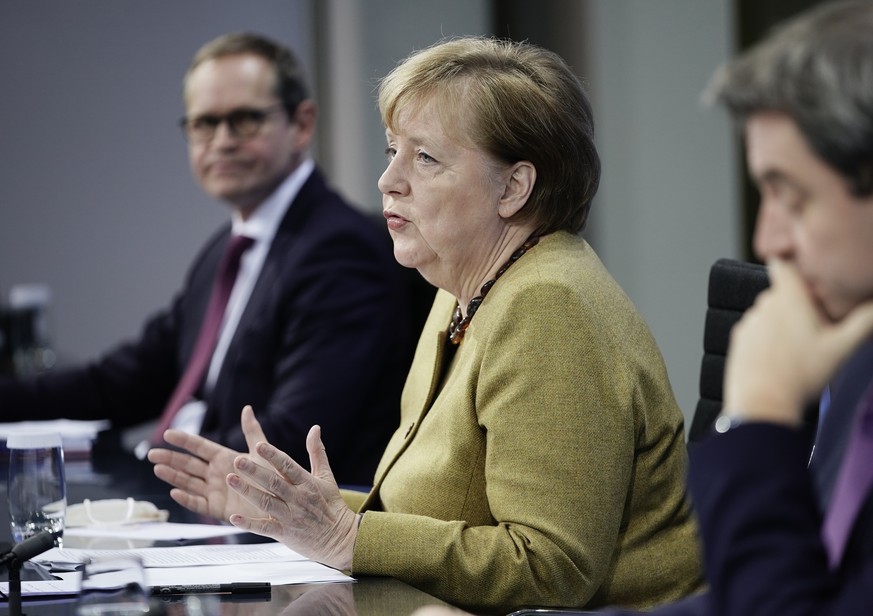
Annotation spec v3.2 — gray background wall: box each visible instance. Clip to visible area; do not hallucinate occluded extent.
[0,0,739,429]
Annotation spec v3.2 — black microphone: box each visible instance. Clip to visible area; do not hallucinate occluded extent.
[0,531,57,570]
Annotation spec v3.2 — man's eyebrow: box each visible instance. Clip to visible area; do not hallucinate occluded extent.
[753,169,814,205]
[756,168,802,189]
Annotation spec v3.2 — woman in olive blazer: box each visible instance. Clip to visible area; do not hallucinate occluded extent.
[149,36,702,614]
[347,231,701,611]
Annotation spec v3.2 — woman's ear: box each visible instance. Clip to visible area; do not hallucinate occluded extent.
[498,161,536,219]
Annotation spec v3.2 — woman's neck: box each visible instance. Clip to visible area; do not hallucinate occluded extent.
[455,227,537,314]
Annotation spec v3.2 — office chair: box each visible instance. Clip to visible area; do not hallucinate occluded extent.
[687,258,770,444]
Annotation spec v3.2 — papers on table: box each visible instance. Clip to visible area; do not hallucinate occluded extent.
[0,576,80,598]
[1,543,352,599]
[145,560,351,587]
[65,522,248,542]
[39,542,307,568]
[0,419,109,456]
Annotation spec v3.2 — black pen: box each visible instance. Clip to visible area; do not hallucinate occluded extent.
[152,582,271,595]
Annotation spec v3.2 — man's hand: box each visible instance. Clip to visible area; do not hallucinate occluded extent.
[724,259,873,425]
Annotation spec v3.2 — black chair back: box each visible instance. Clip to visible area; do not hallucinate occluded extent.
[688,258,769,443]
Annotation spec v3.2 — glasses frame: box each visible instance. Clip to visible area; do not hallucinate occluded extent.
[179,103,286,144]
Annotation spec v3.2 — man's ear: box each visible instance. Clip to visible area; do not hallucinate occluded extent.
[497,161,536,219]
[290,99,318,149]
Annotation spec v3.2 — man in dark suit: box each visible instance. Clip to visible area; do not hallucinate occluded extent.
[0,33,415,486]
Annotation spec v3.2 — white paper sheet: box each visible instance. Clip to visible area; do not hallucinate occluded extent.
[0,561,352,598]
[37,542,307,568]
[2,544,353,598]
[145,561,351,587]
[0,574,80,598]
[64,522,248,541]
[0,419,109,440]
[0,419,109,454]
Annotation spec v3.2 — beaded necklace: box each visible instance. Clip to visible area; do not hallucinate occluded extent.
[447,236,540,345]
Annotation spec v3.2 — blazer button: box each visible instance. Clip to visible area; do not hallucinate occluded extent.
[404,423,415,438]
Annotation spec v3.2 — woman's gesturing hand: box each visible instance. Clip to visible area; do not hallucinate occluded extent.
[148,405,270,521]
[227,424,360,572]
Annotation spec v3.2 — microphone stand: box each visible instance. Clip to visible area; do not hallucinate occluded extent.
[8,559,23,616]
[0,531,58,616]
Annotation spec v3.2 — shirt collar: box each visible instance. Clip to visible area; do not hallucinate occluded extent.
[231,157,315,243]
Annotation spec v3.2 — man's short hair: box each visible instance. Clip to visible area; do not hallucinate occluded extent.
[185,32,309,116]
[707,0,873,197]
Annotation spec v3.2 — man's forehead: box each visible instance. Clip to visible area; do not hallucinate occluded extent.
[744,112,809,177]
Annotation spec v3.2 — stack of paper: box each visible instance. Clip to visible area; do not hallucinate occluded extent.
[0,418,110,458]
[1,543,352,599]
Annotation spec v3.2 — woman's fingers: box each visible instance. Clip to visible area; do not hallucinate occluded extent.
[149,447,210,479]
[228,466,284,514]
[168,487,210,517]
[306,425,338,484]
[228,511,284,539]
[216,425,356,571]
[149,447,214,498]
[163,428,224,461]
[253,442,311,487]
[152,463,206,495]
[241,405,268,451]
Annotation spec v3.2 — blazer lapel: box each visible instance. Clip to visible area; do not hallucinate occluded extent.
[403,328,449,420]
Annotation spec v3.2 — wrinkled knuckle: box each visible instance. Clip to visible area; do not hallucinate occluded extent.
[266,472,287,496]
[280,464,299,486]
[257,492,274,512]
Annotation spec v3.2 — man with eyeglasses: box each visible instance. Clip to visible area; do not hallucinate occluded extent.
[0,33,415,486]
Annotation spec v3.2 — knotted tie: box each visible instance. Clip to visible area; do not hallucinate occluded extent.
[149,234,255,446]
[821,383,873,568]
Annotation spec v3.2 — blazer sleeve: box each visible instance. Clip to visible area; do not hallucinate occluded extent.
[689,424,873,616]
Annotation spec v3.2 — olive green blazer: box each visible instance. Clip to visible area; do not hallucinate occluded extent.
[349,232,702,613]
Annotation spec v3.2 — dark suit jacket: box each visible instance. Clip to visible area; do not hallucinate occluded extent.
[601,429,873,616]
[0,168,415,485]
[682,423,873,616]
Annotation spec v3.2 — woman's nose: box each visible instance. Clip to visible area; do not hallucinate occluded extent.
[378,157,408,196]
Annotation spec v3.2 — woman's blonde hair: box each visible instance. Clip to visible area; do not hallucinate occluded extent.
[379,36,600,234]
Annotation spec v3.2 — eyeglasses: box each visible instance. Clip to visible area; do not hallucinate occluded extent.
[179,103,285,144]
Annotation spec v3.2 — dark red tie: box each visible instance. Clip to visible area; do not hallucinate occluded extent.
[821,384,873,568]
[150,234,255,446]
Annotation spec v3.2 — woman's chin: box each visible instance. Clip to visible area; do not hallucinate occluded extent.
[392,244,429,271]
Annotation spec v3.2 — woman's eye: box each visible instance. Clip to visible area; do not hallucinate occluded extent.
[384,147,396,161]
[417,151,436,164]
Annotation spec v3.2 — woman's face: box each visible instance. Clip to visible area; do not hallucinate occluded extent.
[378,100,512,294]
